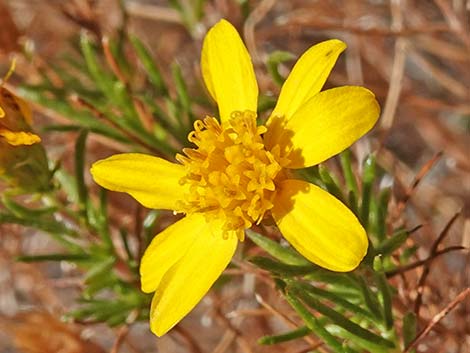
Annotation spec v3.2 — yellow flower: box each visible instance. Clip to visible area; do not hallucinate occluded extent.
[0,86,50,193]
[91,19,380,336]
[0,86,41,146]
[0,60,40,146]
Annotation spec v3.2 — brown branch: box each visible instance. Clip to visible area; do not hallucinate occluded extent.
[125,2,182,24]
[407,49,469,99]
[60,0,102,39]
[275,20,453,37]
[102,36,128,85]
[244,0,276,65]
[386,245,466,278]
[69,94,162,156]
[397,151,443,214]
[110,325,129,353]
[380,0,407,130]
[433,0,470,48]
[414,212,461,316]
[405,288,470,352]
[173,325,204,353]
[102,38,156,135]
[404,95,470,114]
[212,301,253,353]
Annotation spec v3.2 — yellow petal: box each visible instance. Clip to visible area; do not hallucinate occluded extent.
[0,129,41,145]
[280,86,380,168]
[90,153,188,210]
[272,179,368,272]
[270,39,346,121]
[149,220,237,336]
[201,19,258,123]
[140,214,204,293]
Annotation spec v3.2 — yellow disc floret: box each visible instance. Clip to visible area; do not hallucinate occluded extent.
[176,111,284,240]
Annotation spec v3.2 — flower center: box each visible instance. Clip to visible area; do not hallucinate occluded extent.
[176,111,284,240]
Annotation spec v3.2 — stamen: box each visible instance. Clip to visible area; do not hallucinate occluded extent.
[178,111,284,240]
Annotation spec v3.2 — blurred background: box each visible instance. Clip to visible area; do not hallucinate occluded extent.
[0,0,468,352]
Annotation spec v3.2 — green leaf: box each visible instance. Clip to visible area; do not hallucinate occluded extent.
[319,165,344,203]
[360,155,376,229]
[0,212,80,244]
[84,256,115,284]
[340,150,358,196]
[257,94,276,114]
[347,190,359,217]
[80,33,113,94]
[75,129,90,223]
[293,282,377,323]
[327,325,391,353]
[285,292,344,352]
[21,86,129,143]
[111,81,141,124]
[83,273,117,298]
[172,62,192,125]
[375,272,394,329]
[357,276,383,321]
[42,124,82,132]
[376,228,413,256]
[1,196,57,218]
[291,286,395,348]
[266,50,295,86]
[249,256,316,276]
[95,188,113,249]
[258,326,311,345]
[130,35,168,96]
[16,253,90,262]
[75,299,124,321]
[376,188,391,242]
[105,312,128,326]
[399,245,418,264]
[403,312,417,350]
[246,230,310,266]
[296,165,323,187]
[304,272,360,296]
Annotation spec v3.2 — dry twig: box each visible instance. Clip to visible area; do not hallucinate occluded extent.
[405,288,470,352]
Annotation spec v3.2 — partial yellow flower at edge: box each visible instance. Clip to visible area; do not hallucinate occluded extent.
[91,18,380,337]
[0,86,40,146]
[0,94,50,193]
[0,129,41,145]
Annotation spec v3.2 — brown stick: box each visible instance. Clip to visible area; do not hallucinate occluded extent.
[405,288,470,352]
[243,0,276,65]
[70,94,162,156]
[414,212,461,316]
[275,21,452,37]
[396,151,443,214]
[110,325,129,353]
[386,246,466,278]
[102,36,128,85]
[173,325,204,353]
